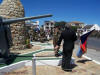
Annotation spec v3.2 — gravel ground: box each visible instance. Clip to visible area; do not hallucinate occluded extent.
[10,46,42,54]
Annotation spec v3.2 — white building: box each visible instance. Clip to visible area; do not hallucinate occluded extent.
[68,21,84,28]
[43,21,55,31]
[90,24,100,31]
[25,20,39,26]
[77,24,100,36]
[83,24,100,32]
[33,21,39,26]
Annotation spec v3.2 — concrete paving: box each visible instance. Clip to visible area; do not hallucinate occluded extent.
[74,45,100,64]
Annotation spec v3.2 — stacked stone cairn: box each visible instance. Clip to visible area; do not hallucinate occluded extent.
[0,0,28,50]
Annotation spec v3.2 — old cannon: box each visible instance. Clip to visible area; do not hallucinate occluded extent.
[0,14,52,63]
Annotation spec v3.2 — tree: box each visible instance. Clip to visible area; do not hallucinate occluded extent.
[71,26,78,32]
[55,21,66,31]
[55,21,66,27]
[54,21,79,32]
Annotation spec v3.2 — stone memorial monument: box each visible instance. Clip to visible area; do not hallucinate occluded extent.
[0,0,27,50]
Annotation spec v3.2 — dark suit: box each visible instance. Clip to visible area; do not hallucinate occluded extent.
[57,27,77,70]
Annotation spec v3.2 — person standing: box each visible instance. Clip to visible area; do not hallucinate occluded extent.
[53,26,61,56]
[40,26,45,43]
[55,25,77,71]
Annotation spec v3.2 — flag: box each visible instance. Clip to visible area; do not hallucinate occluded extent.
[77,30,94,58]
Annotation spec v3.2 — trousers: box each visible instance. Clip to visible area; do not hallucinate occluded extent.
[61,50,73,69]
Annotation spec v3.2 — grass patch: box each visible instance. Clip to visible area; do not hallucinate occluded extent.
[0,49,55,68]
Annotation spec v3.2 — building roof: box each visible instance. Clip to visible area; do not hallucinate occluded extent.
[83,25,93,29]
[69,21,84,24]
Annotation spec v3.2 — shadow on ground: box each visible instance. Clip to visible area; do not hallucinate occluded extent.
[70,64,77,69]
[5,53,18,65]
[77,59,92,64]
[58,59,78,70]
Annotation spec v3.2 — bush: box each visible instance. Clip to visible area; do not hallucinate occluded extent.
[71,26,78,32]
[25,39,32,48]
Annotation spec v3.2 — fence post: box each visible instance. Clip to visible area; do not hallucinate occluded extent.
[32,55,36,75]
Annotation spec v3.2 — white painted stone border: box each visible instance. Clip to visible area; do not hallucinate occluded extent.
[20,49,44,55]
[0,60,30,75]
[20,42,53,55]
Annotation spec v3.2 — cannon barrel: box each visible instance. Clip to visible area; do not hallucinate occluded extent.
[2,14,52,24]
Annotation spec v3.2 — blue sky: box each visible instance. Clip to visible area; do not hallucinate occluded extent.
[0,0,100,25]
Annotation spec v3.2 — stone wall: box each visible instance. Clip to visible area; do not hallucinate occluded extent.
[0,0,27,50]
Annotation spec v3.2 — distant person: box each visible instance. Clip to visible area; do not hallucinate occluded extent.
[55,24,77,71]
[40,27,45,42]
[53,26,61,55]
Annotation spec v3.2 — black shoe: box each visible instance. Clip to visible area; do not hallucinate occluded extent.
[62,68,72,72]
[55,53,60,57]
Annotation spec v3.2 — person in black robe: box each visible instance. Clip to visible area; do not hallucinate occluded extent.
[55,24,77,71]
